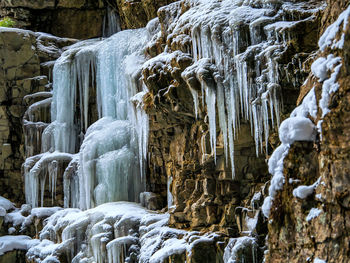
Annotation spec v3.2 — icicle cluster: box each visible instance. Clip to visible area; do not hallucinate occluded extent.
[159,0,323,177]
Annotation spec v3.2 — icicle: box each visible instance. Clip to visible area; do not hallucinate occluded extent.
[78,118,143,210]
[75,47,97,132]
[48,160,58,204]
[24,98,52,123]
[106,237,138,263]
[24,152,73,207]
[103,6,121,38]
[63,155,80,208]
[217,82,228,163]
[201,133,207,164]
[225,85,236,178]
[126,53,149,181]
[189,87,200,119]
[167,176,173,210]
[204,82,217,161]
[23,121,48,158]
[24,154,42,207]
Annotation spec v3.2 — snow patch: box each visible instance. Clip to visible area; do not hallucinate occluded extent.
[314,258,327,263]
[306,208,322,222]
[319,5,350,51]
[279,117,316,145]
[291,87,317,119]
[223,236,258,263]
[0,196,14,211]
[293,178,320,199]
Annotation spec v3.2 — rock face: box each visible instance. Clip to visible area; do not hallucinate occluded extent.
[115,0,177,29]
[0,0,178,39]
[0,0,106,39]
[0,28,75,205]
[140,0,350,262]
[142,0,322,238]
[266,1,350,262]
[0,250,26,263]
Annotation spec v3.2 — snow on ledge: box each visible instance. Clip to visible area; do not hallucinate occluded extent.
[262,101,316,218]
[0,235,39,256]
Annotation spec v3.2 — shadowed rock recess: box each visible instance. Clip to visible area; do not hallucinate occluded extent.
[0,0,349,262]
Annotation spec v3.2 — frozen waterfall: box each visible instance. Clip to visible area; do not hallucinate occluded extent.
[24,29,149,209]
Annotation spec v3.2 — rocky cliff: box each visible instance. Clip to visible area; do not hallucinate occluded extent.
[0,0,349,262]
[266,1,350,262]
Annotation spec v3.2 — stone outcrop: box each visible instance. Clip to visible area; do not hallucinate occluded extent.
[0,0,179,39]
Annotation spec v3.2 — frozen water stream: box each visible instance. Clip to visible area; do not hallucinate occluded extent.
[25,28,149,209]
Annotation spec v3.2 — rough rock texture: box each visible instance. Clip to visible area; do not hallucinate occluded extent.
[143,58,268,234]
[0,0,106,39]
[142,0,322,239]
[0,250,26,263]
[0,0,178,39]
[115,0,177,29]
[0,28,75,205]
[265,1,350,262]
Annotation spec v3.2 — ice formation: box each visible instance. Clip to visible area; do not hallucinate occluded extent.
[1,199,62,233]
[24,28,150,209]
[314,258,327,263]
[26,202,220,263]
[223,236,258,263]
[103,6,121,37]
[153,0,325,177]
[11,1,344,262]
[0,196,14,211]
